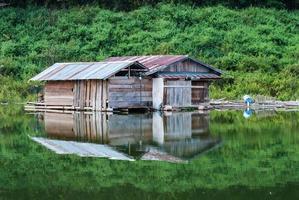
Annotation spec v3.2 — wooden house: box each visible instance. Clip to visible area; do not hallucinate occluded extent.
[29,61,151,111]
[28,55,221,111]
[105,55,221,110]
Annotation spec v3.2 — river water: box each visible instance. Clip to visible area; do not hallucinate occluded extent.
[0,105,298,199]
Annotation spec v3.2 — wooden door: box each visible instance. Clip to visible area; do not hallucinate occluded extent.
[165,80,191,107]
[191,81,208,105]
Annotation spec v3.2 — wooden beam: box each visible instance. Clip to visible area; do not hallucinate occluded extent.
[164,85,206,89]
[120,69,147,72]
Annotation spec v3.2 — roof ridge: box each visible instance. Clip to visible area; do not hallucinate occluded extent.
[54,61,136,64]
[108,54,187,57]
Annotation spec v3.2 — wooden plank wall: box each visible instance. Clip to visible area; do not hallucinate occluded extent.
[108,77,152,108]
[45,79,150,110]
[73,80,108,110]
[191,81,209,105]
[162,59,210,73]
[165,80,191,107]
[44,81,74,106]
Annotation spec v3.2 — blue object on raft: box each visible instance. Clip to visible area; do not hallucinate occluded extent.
[243,95,254,105]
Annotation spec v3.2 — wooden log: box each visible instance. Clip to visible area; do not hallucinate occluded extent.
[108,78,136,85]
[109,101,151,108]
[109,91,151,97]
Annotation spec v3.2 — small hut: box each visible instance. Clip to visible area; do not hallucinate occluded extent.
[105,55,221,109]
[29,61,150,111]
[27,55,221,111]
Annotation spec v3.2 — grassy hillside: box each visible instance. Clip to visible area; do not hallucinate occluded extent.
[0,4,298,102]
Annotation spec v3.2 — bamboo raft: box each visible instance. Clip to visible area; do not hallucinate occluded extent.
[24,100,299,113]
[209,100,299,110]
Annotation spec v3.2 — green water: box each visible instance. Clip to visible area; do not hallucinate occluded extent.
[0,106,298,199]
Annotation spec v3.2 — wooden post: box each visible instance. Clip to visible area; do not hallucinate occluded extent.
[152,78,164,110]
[152,112,164,145]
[128,66,130,78]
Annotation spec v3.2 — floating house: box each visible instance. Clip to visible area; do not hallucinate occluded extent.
[28,55,221,111]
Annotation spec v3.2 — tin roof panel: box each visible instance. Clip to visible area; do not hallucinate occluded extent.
[105,55,187,70]
[31,61,144,81]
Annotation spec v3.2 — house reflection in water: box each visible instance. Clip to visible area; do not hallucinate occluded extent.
[33,112,221,163]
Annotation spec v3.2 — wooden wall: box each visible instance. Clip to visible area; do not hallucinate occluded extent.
[191,81,209,104]
[164,80,192,107]
[162,58,210,73]
[44,80,108,110]
[73,80,108,110]
[108,77,152,108]
[43,77,209,110]
[44,78,151,110]
[44,81,74,106]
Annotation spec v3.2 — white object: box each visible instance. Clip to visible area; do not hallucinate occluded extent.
[152,78,164,110]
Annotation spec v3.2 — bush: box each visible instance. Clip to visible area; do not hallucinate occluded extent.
[0,5,298,101]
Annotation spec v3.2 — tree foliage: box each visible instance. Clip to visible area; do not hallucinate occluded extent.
[0,4,298,101]
[2,0,298,10]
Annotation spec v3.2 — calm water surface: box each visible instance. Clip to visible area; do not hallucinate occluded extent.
[0,106,298,199]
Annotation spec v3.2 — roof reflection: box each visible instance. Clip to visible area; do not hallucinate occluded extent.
[32,111,221,163]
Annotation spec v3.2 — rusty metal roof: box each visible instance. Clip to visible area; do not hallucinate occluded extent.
[31,61,147,81]
[105,55,187,70]
[157,72,221,80]
[105,55,222,75]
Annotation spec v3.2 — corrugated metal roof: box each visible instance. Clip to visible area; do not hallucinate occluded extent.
[105,55,187,70]
[105,55,222,75]
[31,61,147,81]
[157,72,221,80]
